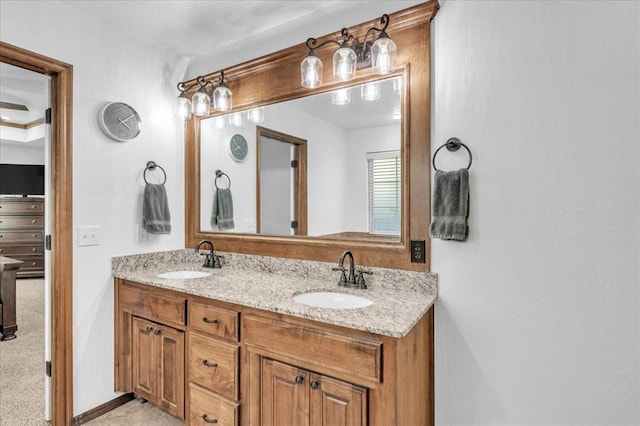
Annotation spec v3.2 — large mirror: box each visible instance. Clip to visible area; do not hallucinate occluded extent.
[199,75,403,242]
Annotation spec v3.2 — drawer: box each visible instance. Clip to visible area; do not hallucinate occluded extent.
[243,314,382,384]
[8,255,44,270]
[188,331,238,400]
[0,200,44,214]
[118,282,186,326]
[0,230,44,243]
[0,215,44,229]
[188,301,238,341]
[0,244,43,256]
[188,383,238,426]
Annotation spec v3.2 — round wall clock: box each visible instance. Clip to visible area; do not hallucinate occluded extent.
[99,102,142,142]
[229,134,248,162]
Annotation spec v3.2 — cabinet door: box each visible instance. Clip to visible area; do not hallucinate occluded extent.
[132,317,157,402]
[156,324,185,419]
[310,374,367,426]
[261,359,310,426]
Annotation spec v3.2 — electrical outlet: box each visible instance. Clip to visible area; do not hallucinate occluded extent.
[78,226,100,246]
[410,240,425,263]
[137,224,149,242]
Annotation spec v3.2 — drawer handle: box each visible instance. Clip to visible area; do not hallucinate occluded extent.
[145,326,154,334]
[32,248,37,252]
[33,234,38,238]
[32,219,37,223]
[154,328,161,335]
[310,381,319,390]
[295,375,304,384]
[202,317,219,324]
[32,262,37,266]
[202,359,218,368]
[202,414,218,424]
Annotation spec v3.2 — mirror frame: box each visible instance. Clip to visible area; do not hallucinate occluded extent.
[185,1,439,271]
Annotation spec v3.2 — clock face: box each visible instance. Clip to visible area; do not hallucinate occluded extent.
[99,102,142,142]
[229,134,248,162]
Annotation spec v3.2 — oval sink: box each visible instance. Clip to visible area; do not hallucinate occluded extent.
[156,270,212,279]
[293,291,373,309]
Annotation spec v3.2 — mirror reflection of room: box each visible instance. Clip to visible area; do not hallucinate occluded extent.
[200,75,402,242]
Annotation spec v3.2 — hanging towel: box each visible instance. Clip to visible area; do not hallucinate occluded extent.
[429,168,469,241]
[211,188,235,230]
[143,183,172,234]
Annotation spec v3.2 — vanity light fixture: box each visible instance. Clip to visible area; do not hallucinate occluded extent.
[361,82,381,101]
[229,111,244,127]
[331,88,351,105]
[176,71,233,119]
[300,14,396,89]
[246,107,264,123]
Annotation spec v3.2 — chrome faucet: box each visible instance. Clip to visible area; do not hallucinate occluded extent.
[195,240,223,268]
[332,250,371,289]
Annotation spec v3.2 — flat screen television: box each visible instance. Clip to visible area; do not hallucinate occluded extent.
[0,163,45,196]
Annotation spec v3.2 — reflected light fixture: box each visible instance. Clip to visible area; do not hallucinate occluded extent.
[361,82,381,101]
[229,112,244,127]
[247,107,265,123]
[176,71,233,120]
[332,88,351,105]
[301,14,396,89]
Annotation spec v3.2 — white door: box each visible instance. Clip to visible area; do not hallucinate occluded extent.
[259,135,295,235]
[43,76,52,422]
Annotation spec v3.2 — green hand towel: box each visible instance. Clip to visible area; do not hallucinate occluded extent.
[211,188,235,231]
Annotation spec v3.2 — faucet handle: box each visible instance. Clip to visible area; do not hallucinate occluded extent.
[332,266,348,285]
[354,269,373,288]
[201,253,214,268]
[213,254,225,269]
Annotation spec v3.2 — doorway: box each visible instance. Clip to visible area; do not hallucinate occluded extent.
[256,126,307,236]
[0,41,74,425]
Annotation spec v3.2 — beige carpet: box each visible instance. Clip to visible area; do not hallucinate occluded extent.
[0,278,46,426]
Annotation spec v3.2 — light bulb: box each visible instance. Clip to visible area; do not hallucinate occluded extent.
[333,46,356,81]
[331,88,351,105]
[191,90,210,117]
[371,35,396,74]
[176,95,191,119]
[301,55,323,88]
[361,82,381,101]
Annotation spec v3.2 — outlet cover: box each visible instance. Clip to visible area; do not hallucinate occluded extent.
[410,240,426,263]
[78,226,100,247]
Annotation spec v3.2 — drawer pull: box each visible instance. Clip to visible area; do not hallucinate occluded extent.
[32,262,37,266]
[202,317,219,324]
[154,328,161,335]
[295,375,304,384]
[32,219,37,223]
[202,414,218,424]
[32,248,37,252]
[31,205,36,209]
[145,326,154,334]
[202,359,218,368]
[33,234,38,238]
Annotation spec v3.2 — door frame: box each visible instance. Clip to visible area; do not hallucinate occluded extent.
[0,41,74,425]
[255,126,307,236]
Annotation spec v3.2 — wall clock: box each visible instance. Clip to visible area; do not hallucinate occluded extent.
[99,102,142,142]
[229,134,248,162]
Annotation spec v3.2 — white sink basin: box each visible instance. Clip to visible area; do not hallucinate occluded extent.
[293,291,373,309]
[156,270,212,279]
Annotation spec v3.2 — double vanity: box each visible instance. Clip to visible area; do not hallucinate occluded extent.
[113,249,437,425]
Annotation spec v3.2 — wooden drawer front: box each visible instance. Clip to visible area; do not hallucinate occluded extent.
[119,282,186,326]
[0,200,44,214]
[188,331,238,400]
[0,215,44,229]
[243,314,382,384]
[9,255,44,270]
[189,383,238,426]
[0,244,43,256]
[0,231,44,243]
[188,301,238,341]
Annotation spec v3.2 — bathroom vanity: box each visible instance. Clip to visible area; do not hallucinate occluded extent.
[113,250,436,425]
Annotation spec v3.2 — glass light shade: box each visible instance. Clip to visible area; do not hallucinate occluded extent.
[247,107,264,123]
[393,77,402,96]
[191,89,211,117]
[214,116,226,129]
[229,112,244,127]
[176,94,191,119]
[213,84,232,112]
[333,46,356,81]
[331,88,351,105]
[371,35,396,74]
[361,82,381,101]
[301,55,323,88]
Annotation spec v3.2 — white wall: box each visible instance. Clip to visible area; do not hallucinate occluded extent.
[1,1,185,416]
[0,141,44,164]
[432,1,640,424]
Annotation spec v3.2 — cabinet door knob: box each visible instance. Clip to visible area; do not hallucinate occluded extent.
[202,317,219,324]
[295,375,304,384]
[31,205,36,209]
[202,414,218,423]
[154,328,161,335]
[202,359,218,368]
[310,381,319,390]
[32,219,37,223]
[145,326,153,333]
[32,248,37,252]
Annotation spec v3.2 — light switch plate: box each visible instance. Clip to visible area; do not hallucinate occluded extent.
[78,226,100,246]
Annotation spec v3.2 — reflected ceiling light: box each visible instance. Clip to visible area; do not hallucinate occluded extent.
[332,88,351,105]
[229,112,244,127]
[392,111,401,120]
[300,14,396,89]
[247,107,264,123]
[393,77,402,96]
[176,70,233,120]
[361,82,381,101]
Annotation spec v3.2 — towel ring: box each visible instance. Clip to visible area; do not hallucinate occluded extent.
[432,137,472,171]
[144,161,167,184]
[215,170,231,189]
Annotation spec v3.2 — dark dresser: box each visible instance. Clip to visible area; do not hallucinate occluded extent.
[0,197,45,278]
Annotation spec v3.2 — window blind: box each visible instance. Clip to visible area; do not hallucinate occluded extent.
[367,151,401,235]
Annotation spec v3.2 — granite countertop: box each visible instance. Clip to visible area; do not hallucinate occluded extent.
[112,250,437,338]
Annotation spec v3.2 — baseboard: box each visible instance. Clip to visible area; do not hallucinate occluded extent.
[72,393,134,425]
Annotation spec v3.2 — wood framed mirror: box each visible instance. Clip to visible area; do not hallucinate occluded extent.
[185,1,438,271]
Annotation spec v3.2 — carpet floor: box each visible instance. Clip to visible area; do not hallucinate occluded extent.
[0,278,46,426]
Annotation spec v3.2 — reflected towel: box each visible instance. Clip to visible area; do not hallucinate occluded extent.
[143,183,171,234]
[211,188,235,230]
[429,169,469,241]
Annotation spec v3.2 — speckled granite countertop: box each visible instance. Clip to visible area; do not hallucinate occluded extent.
[112,249,437,338]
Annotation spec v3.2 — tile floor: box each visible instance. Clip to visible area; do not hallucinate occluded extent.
[85,400,182,425]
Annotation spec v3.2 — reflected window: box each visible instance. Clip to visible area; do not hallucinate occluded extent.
[367,150,401,235]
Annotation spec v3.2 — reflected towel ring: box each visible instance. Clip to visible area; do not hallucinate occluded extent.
[215,170,231,189]
[144,161,167,184]
[432,137,472,171]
